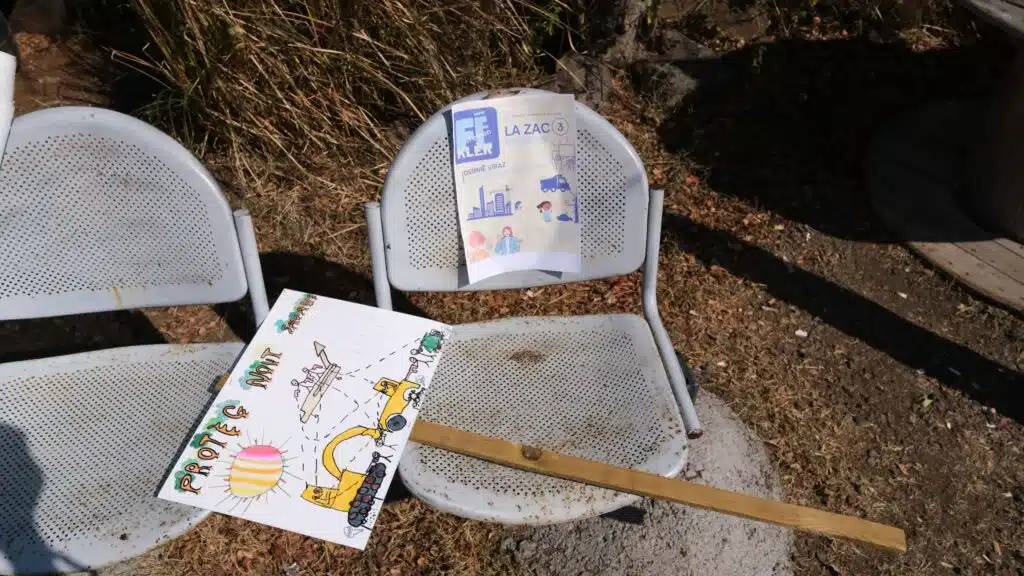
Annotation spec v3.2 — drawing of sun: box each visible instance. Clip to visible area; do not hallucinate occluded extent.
[228,445,286,498]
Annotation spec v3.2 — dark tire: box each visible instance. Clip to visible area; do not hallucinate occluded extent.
[385,414,407,432]
[675,351,699,402]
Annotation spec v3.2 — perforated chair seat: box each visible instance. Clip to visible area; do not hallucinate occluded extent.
[0,343,243,573]
[399,315,688,523]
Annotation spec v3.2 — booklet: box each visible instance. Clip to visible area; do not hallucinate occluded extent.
[452,93,581,284]
[158,289,450,550]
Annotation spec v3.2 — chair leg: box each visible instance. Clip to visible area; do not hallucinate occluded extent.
[364,202,393,311]
[234,209,270,327]
[644,190,703,438]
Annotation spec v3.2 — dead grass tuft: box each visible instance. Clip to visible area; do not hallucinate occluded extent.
[123,0,543,198]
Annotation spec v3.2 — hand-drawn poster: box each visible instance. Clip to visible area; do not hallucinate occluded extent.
[158,289,450,550]
[452,93,581,284]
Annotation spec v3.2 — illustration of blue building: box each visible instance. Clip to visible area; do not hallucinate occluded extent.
[454,107,501,164]
[467,185,514,220]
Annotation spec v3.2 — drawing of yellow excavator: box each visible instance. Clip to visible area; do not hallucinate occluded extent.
[300,364,425,527]
[301,432,387,527]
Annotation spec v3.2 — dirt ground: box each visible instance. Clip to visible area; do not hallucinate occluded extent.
[5,2,1024,575]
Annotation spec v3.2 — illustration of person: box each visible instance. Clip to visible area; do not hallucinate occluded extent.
[291,378,312,400]
[290,365,323,399]
[468,230,489,262]
[537,201,553,222]
[495,226,521,256]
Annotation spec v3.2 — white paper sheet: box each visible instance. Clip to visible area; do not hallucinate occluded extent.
[158,290,450,550]
[452,93,581,284]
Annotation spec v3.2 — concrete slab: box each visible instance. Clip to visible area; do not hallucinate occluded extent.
[511,391,793,576]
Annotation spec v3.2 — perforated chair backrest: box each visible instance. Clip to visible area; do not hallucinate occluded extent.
[0,107,247,320]
[380,89,650,291]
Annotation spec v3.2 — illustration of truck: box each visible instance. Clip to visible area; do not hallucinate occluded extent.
[540,174,571,193]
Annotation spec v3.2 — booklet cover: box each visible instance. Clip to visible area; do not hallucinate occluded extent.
[158,289,450,550]
[452,93,581,283]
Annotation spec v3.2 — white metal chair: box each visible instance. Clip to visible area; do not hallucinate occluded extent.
[0,107,268,574]
[364,89,702,524]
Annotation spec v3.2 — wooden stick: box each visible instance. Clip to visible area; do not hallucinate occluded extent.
[409,420,908,553]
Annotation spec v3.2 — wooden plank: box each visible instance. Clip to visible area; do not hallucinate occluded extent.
[992,237,1024,261]
[409,420,908,553]
[910,240,1024,310]
[956,239,1024,282]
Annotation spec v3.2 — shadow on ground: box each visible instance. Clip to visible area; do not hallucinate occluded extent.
[71,0,162,113]
[218,252,428,342]
[0,311,166,363]
[0,424,88,574]
[663,212,1023,423]
[659,35,1015,242]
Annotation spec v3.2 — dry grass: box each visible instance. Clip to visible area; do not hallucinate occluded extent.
[131,500,514,575]
[118,0,550,271]
[124,0,544,197]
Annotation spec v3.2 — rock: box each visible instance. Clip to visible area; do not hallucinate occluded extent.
[552,51,614,111]
[501,537,516,552]
[627,29,731,111]
[631,61,700,110]
[658,29,716,60]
